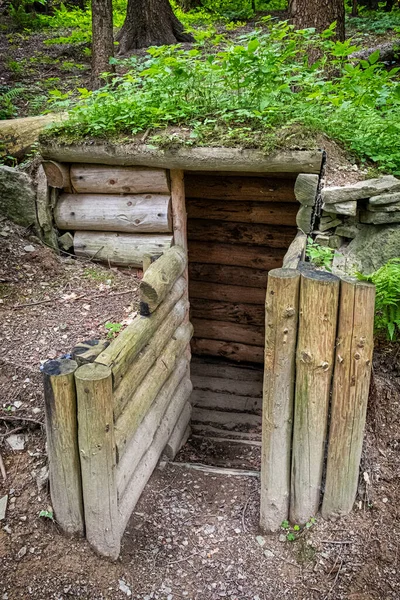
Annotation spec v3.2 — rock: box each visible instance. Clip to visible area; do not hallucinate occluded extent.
[342,224,400,274]
[23,245,35,253]
[255,535,266,547]
[58,232,74,252]
[360,211,400,225]
[296,205,313,233]
[322,175,400,204]
[16,546,27,560]
[319,218,342,232]
[328,235,344,250]
[335,223,366,239]
[367,202,400,212]
[36,466,49,492]
[0,167,38,228]
[315,234,330,247]
[278,534,287,542]
[118,580,132,597]
[368,191,400,206]
[0,495,8,520]
[6,434,25,451]
[294,174,319,206]
[263,549,274,558]
[323,201,357,217]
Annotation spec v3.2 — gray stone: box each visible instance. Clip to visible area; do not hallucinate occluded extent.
[319,218,342,232]
[367,202,400,212]
[256,535,266,547]
[322,175,400,204]
[0,166,38,228]
[296,205,313,233]
[315,234,330,247]
[328,235,344,250]
[35,164,58,249]
[0,495,7,520]
[335,223,366,239]
[58,232,74,251]
[323,201,357,216]
[294,174,319,206]
[360,211,400,225]
[368,191,400,206]
[343,224,400,274]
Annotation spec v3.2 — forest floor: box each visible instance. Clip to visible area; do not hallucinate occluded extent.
[0,222,399,600]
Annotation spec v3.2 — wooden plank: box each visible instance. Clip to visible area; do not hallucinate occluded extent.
[185,170,299,179]
[186,198,298,225]
[191,374,262,397]
[55,194,172,233]
[191,338,264,364]
[191,389,262,413]
[164,401,192,459]
[74,231,173,267]
[70,164,170,194]
[169,462,260,477]
[290,270,340,525]
[260,268,300,533]
[42,358,84,535]
[189,263,268,289]
[190,359,263,382]
[282,232,307,269]
[189,242,285,271]
[188,219,297,248]
[75,363,119,559]
[192,318,264,347]
[322,279,375,519]
[192,434,262,447]
[191,407,261,429]
[190,298,264,327]
[184,174,296,202]
[189,281,265,305]
[191,423,261,440]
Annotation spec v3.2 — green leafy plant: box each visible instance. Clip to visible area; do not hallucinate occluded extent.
[281,518,316,542]
[39,509,54,521]
[357,258,400,340]
[0,86,25,120]
[105,321,123,338]
[306,237,336,270]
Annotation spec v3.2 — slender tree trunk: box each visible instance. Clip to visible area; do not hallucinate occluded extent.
[116,0,194,54]
[289,0,345,41]
[91,0,115,89]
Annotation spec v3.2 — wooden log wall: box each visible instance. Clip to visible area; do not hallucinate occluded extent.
[186,172,298,364]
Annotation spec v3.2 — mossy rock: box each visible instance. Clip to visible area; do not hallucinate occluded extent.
[345,224,400,274]
[0,166,38,228]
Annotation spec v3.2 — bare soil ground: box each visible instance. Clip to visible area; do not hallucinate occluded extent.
[0,223,400,599]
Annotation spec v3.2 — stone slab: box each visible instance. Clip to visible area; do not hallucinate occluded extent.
[294,173,319,206]
[360,211,400,225]
[323,201,357,216]
[368,191,400,206]
[322,176,400,204]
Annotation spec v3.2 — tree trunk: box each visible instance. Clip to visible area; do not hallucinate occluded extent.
[91,0,114,89]
[289,0,345,41]
[117,0,194,54]
[176,0,202,10]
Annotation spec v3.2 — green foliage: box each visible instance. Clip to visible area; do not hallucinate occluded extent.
[357,258,400,340]
[348,9,400,34]
[0,86,25,120]
[281,518,316,542]
[306,237,337,270]
[39,509,54,521]
[105,321,123,338]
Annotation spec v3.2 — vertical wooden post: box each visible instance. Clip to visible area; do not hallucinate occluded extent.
[290,270,340,525]
[322,279,375,519]
[42,358,84,535]
[75,363,120,559]
[260,268,300,532]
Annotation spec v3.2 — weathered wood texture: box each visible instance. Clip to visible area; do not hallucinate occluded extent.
[191,407,261,429]
[322,279,375,519]
[190,281,265,305]
[260,269,300,533]
[70,164,169,194]
[192,318,264,347]
[290,270,340,525]
[185,174,297,202]
[42,358,84,535]
[191,358,263,382]
[190,298,264,327]
[1,112,67,156]
[164,401,191,459]
[187,199,298,225]
[114,322,193,458]
[42,161,71,190]
[170,170,188,251]
[74,231,173,267]
[189,263,268,288]
[56,194,172,233]
[188,242,285,270]
[72,339,110,366]
[118,376,193,534]
[188,219,297,248]
[75,362,119,559]
[282,232,307,269]
[191,389,261,413]
[191,338,264,364]
[139,245,187,315]
[96,277,186,386]
[192,373,262,397]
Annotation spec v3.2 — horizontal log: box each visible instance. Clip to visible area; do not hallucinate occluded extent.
[188,242,285,270]
[116,359,188,496]
[43,161,71,190]
[191,338,264,364]
[139,245,187,315]
[186,170,298,179]
[163,401,192,460]
[55,194,172,233]
[71,339,110,366]
[190,298,265,327]
[187,199,298,225]
[70,164,169,194]
[189,281,265,305]
[1,112,66,157]
[115,322,193,458]
[96,277,186,386]
[40,142,324,174]
[188,219,297,248]
[184,174,296,202]
[191,389,261,413]
[189,263,268,288]
[118,375,193,534]
[192,318,264,347]
[191,358,263,382]
[191,407,262,428]
[282,231,307,269]
[74,231,173,267]
[191,374,262,398]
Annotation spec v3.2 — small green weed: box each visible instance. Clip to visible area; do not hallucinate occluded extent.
[105,322,123,338]
[5,58,24,76]
[281,518,316,542]
[83,268,112,283]
[0,86,25,120]
[306,237,337,271]
[39,509,54,521]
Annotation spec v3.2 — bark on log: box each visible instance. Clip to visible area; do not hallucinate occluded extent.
[189,263,268,289]
[1,113,67,157]
[192,318,264,347]
[188,242,285,271]
[190,298,265,327]
[139,245,187,315]
[260,269,300,533]
[322,279,375,519]
[56,194,172,233]
[42,161,71,190]
[184,174,296,202]
[187,199,298,225]
[290,270,340,525]
[74,363,119,559]
[350,40,400,63]
[188,219,297,248]
[164,401,192,459]
[70,164,169,194]
[115,322,193,458]
[189,281,266,305]
[191,338,264,364]
[42,358,84,535]
[96,276,186,386]
[74,231,173,267]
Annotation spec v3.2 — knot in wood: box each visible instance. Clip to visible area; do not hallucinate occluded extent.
[320,361,329,371]
[354,352,361,360]
[300,351,312,363]
[358,337,366,348]
[337,355,344,364]
[283,328,289,334]
[285,307,295,318]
